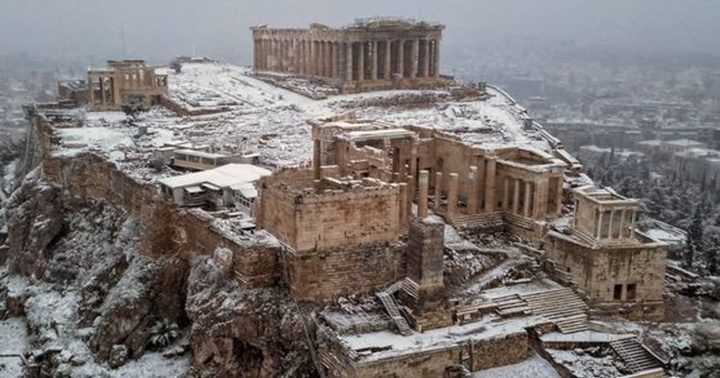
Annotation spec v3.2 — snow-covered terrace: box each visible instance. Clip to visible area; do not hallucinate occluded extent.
[339,313,547,363]
[51,62,557,183]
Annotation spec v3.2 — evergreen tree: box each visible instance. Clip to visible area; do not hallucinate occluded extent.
[688,203,704,249]
[684,238,696,269]
[705,234,719,275]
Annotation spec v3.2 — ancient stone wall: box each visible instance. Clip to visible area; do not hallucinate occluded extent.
[286,242,405,302]
[545,232,666,320]
[42,153,280,287]
[294,187,400,251]
[27,106,281,290]
[322,331,528,377]
[258,168,400,251]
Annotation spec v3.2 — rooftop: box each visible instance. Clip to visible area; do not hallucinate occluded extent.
[158,163,271,190]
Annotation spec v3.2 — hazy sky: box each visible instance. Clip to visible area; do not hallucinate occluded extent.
[1,0,718,64]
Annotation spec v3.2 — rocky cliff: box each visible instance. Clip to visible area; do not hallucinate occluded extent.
[0,114,315,377]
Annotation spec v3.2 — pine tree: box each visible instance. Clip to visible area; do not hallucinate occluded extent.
[705,234,719,275]
[688,203,704,249]
[684,238,696,269]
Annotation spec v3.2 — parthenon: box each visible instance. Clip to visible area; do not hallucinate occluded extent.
[251,18,445,92]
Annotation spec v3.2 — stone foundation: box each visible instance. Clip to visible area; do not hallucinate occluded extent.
[286,242,406,302]
[321,331,529,377]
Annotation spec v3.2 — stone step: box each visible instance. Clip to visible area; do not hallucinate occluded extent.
[610,339,663,373]
[551,313,587,322]
[534,305,586,317]
[558,324,589,333]
[496,307,532,317]
[377,290,412,336]
[497,301,529,310]
[523,291,581,301]
[527,301,585,310]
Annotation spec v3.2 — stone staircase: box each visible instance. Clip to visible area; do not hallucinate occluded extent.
[449,212,504,229]
[610,338,664,373]
[504,212,539,230]
[491,294,533,318]
[376,291,413,336]
[521,288,589,333]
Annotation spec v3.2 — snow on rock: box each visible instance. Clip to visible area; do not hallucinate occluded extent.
[54,61,556,185]
[91,253,188,361]
[472,351,560,378]
[185,256,313,377]
[0,317,28,378]
[547,348,623,378]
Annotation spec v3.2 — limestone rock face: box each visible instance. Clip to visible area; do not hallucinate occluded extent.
[90,254,188,361]
[5,170,63,277]
[185,258,313,377]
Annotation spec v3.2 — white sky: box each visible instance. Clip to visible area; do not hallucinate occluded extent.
[1,0,718,63]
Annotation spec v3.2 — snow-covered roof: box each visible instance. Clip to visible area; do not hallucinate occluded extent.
[159,163,271,190]
[173,149,227,159]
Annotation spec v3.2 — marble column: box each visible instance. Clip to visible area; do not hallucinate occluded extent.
[448,173,459,217]
[88,78,95,105]
[357,41,365,81]
[406,174,415,212]
[331,42,338,79]
[99,77,106,105]
[596,210,604,239]
[298,40,304,74]
[432,39,441,78]
[259,40,266,70]
[523,181,532,217]
[422,39,430,78]
[484,158,496,212]
[318,41,324,76]
[608,209,615,239]
[253,39,259,70]
[555,177,563,214]
[418,170,429,218]
[630,210,636,238]
[410,39,418,79]
[502,177,510,210]
[308,40,315,75]
[384,40,391,79]
[533,179,548,218]
[277,40,284,71]
[619,208,626,239]
[435,172,443,211]
[370,41,378,81]
[325,41,332,77]
[512,178,520,214]
[467,166,478,215]
[306,39,312,75]
[396,40,404,78]
[313,139,321,180]
[399,183,408,227]
[345,42,353,81]
[477,158,485,209]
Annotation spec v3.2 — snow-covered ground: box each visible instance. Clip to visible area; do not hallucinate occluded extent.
[340,313,546,362]
[50,62,556,183]
[0,317,28,378]
[472,351,560,378]
[547,348,622,378]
